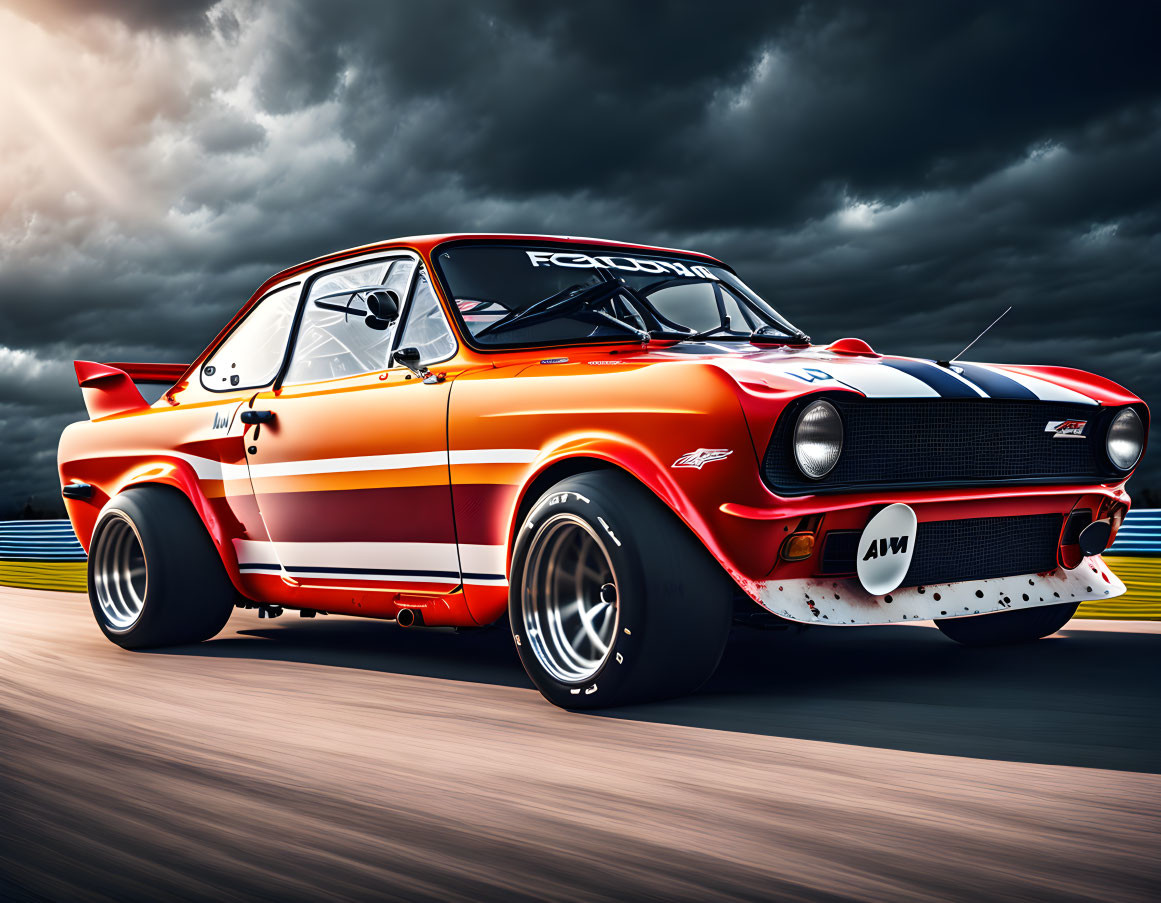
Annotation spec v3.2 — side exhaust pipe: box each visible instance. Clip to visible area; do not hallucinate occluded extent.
[396,607,424,628]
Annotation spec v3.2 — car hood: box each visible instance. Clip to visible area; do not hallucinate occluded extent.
[633,342,1141,407]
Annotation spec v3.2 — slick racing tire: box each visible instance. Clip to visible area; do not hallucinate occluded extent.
[88,486,236,649]
[509,470,733,709]
[934,601,1079,647]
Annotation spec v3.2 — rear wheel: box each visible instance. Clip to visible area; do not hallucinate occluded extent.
[89,486,236,649]
[934,601,1079,647]
[509,471,733,708]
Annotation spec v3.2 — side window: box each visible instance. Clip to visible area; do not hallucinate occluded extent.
[396,266,457,364]
[200,284,299,391]
[284,258,415,385]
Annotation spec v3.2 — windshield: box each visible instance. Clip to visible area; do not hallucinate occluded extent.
[433,243,804,348]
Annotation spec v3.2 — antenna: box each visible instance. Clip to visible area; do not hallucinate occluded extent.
[937,306,1012,368]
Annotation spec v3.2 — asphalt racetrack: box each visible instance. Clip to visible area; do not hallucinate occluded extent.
[2,586,1159,902]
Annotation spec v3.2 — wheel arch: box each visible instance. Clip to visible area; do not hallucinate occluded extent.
[104,470,248,598]
[504,443,732,583]
[507,456,616,566]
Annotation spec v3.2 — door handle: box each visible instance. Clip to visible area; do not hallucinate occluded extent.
[241,410,276,425]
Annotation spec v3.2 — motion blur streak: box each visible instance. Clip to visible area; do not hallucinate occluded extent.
[1,587,1159,901]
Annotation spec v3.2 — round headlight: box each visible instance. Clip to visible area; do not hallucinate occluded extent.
[1106,408,1144,471]
[794,399,843,479]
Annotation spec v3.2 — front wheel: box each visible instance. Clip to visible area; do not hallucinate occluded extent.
[934,601,1079,647]
[509,471,733,709]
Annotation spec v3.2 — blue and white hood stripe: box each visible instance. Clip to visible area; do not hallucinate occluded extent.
[756,356,1097,404]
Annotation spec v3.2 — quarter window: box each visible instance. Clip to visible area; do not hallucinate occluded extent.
[284,258,415,385]
[396,266,457,364]
[200,283,299,391]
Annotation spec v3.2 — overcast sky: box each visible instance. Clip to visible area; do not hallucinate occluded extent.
[1,0,1159,515]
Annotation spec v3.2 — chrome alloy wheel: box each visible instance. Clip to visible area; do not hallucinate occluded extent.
[521,513,619,684]
[92,515,148,632]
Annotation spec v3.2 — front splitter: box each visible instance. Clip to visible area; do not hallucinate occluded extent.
[744,555,1124,625]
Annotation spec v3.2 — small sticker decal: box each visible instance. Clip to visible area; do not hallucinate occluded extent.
[786,368,834,384]
[1045,419,1087,439]
[672,448,733,470]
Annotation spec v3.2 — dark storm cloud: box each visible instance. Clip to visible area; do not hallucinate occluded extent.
[1,0,1159,514]
[266,1,1161,227]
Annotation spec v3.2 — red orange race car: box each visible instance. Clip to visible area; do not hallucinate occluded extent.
[59,234,1148,707]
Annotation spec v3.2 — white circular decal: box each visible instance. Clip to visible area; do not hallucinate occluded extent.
[856,503,918,596]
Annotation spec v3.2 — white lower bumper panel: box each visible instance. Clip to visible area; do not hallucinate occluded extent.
[747,556,1124,625]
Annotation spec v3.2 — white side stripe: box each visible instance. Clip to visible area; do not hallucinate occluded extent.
[106,451,250,482]
[106,448,539,482]
[246,451,447,479]
[235,540,456,571]
[458,543,508,576]
[233,539,509,585]
[448,448,540,466]
[245,448,538,480]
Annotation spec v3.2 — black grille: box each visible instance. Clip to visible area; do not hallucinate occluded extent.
[818,514,1063,587]
[905,514,1062,586]
[764,397,1110,495]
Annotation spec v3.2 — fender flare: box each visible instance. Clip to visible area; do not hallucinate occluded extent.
[107,458,249,597]
[504,434,730,579]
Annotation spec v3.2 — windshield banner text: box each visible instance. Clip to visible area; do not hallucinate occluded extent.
[526,251,718,281]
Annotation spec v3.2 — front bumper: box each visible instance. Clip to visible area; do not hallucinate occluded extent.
[743,555,1124,625]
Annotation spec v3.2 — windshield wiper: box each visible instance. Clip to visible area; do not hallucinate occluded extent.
[751,324,810,344]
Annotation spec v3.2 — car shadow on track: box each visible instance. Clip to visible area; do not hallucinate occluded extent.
[615,622,1161,773]
[170,614,534,688]
[163,615,1161,773]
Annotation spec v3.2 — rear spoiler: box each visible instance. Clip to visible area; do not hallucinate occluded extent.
[105,362,189,384]
[74,361,189,419]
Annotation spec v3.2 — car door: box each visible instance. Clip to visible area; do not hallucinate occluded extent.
[239,253,461,595]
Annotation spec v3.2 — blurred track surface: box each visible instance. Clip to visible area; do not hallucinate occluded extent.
[2,586,1160,902]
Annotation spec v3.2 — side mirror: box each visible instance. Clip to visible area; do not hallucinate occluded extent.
[364,289,399,330]
[393,346,421,370]
[392,345,445,384]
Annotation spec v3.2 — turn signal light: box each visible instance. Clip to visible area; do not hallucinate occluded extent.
[781,532,816,561]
